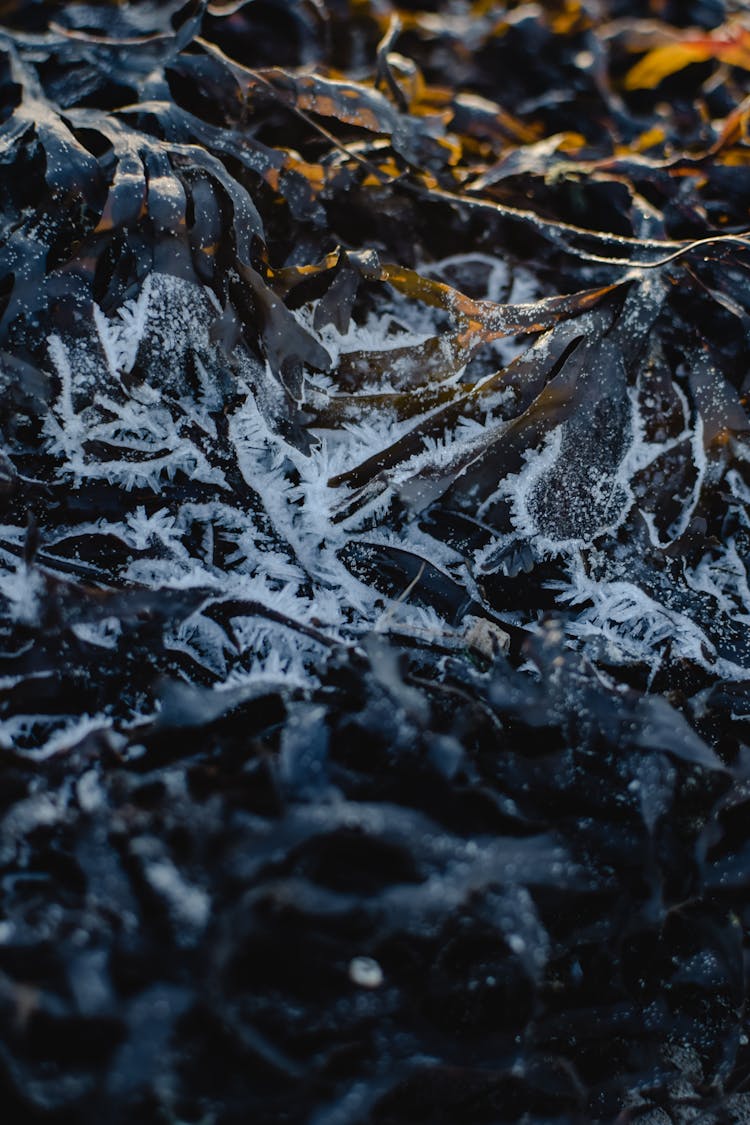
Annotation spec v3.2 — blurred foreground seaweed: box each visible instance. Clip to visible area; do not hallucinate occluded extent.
[3,0,750,1121]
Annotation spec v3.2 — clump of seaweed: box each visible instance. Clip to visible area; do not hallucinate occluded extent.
[2,1,750,1122]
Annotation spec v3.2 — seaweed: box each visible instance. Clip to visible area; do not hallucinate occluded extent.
[2,0,750,1122]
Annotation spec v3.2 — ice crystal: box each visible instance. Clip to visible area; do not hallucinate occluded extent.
[4,242,750,757]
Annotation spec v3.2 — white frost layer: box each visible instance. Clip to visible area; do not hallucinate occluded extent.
[3,253,747,755]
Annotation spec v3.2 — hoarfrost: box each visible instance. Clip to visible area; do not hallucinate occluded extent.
[5,254,750,752]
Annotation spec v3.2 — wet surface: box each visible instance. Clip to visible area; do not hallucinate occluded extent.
[2,1,750,1121]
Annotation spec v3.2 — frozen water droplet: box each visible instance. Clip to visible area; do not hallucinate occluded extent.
[349,956,383,989]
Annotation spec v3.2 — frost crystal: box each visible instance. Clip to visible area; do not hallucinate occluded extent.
[3,248,749,757]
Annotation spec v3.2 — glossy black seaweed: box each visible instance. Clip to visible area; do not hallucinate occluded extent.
[1,1,750,1122]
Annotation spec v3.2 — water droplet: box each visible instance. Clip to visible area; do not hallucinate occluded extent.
[349,956,383,989]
